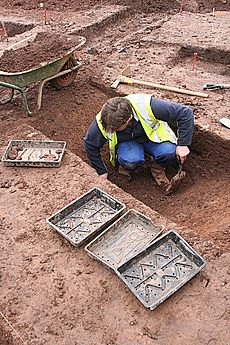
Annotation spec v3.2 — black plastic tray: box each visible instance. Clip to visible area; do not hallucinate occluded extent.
[2,140,66,167]
[116,230,206,310]
[85,209,164,270]
[47,188,126,247]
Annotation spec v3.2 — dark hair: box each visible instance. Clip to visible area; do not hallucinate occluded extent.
[100,97,133,132]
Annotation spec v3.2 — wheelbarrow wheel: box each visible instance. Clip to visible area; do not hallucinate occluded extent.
[50,56,78,90]
[0,86,14,105]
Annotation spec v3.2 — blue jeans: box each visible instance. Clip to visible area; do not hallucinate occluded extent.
[116,140,176,171]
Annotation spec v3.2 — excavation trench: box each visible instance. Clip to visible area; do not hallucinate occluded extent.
[15,80,227,261]
[0,21,34,37]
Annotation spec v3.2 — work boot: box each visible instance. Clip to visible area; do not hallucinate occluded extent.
[118,165,132,181]
[150,160,169,186]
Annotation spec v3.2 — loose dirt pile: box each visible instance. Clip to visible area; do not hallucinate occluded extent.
[0,32,82,72]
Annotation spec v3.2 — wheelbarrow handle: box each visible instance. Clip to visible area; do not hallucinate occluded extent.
[0,81,31,115]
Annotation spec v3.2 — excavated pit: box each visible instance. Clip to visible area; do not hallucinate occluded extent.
[1,21,34,37]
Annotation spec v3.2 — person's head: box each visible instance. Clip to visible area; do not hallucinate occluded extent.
[100,97,133,132]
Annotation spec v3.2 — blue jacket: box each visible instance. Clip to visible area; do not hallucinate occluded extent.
[84,95,194,175]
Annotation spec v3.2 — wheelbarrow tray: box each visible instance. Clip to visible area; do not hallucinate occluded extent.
[116,230,206,310]
[47,188,126,247]
[85,209,164,270]
[2,139,66,167]
[0,35,86,87]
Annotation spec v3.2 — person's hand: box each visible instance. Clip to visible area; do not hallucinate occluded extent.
[176,145,190,164]
[99,172,108,180]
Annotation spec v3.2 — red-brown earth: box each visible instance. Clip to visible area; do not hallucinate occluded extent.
[0,0,229,344]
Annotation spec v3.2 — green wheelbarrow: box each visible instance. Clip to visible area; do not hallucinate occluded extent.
[0,35,86,115]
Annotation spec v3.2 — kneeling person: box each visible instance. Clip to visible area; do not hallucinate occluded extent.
[84,93,194,187]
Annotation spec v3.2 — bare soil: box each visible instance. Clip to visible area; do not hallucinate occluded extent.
[0,0,229,344]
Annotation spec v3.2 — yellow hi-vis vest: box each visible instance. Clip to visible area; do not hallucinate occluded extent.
[96,94,177,166]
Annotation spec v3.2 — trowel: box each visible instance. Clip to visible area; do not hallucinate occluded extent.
[165,160,186,195]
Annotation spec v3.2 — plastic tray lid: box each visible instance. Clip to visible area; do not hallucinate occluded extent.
[85,209,164,270]
[46,187,126,247]
[116,230,206,310]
